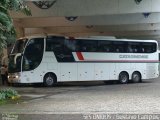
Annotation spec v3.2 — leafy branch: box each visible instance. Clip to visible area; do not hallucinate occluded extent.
[0,0,31,52]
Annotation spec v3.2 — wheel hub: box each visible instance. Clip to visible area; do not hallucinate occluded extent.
[133,74,139,82]
[46,76,54,85]
[121,75,127,82]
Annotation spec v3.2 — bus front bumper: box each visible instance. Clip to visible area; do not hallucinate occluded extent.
[8,73,21,83]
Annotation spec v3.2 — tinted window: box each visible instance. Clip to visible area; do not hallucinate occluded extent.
[46,37,157,54]
[46,37,75,62]
[23,38,44,71]
[98,41,128,53]
[127,42,157,53]
[98,41,113,52]
[77,40,97,52]
[46,36,64,52]
[113,41,127,53]
[8,55,22,73]
[64,39,76,52]
[12,39,28,54]
[141,42,157,53]
[127,42,141,53]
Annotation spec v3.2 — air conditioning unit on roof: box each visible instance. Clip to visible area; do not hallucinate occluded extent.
[89,36,116,39]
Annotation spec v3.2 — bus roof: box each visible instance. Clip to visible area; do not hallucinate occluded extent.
[18,35,158,43]
[18,34,64,40]
[18,35,46,40]
[74,37,157,43]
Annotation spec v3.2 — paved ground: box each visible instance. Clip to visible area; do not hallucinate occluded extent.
[0,79,160,119]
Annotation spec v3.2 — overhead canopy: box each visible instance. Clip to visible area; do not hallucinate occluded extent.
[11,0,160,40]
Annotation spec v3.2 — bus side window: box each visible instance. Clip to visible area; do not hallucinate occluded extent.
[98,41,112,52]
[104,46,110,52]
[141,42,157,53]
[128,42,141,53]
[141,47,145,53]
[46,37,64,52]
[64,39,76,52]
[76,40,82,51]
[78,40,97,52]
[113,41,127,53]
[128,46,133,53]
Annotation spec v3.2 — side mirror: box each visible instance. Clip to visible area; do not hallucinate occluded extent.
[14,53,22,64]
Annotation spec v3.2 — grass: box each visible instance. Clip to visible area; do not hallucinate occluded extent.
[0,88,21,105]
[0,100,7,105]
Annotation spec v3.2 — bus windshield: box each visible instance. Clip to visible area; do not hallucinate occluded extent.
[8,54,22,73]
[11,39,28,54]
[8,38,28,73]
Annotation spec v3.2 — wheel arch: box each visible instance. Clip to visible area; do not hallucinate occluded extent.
[118,71,129,79]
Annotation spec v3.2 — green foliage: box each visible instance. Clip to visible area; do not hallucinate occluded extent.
[0,0,31,52]
[0,88,20,101]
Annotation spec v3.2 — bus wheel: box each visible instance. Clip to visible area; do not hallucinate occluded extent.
[43,73,57,87]
[119,72,129,84]
[132,72,141,83]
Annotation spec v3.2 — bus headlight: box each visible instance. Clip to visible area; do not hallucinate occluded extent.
[15,75,19,78]
[15,73,20,79]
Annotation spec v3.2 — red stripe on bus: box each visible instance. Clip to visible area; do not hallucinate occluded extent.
[76,52,84,60]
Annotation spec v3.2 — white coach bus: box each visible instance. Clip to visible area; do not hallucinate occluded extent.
[8,35,159,86]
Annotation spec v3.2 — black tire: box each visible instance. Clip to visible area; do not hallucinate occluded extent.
[132,72,141,83]
[43,73,56,87]
[119,72,129,84]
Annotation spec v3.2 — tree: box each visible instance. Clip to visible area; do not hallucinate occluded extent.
[0,0,31,51]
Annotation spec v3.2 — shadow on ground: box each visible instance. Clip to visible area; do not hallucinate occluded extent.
[7,79,154,88]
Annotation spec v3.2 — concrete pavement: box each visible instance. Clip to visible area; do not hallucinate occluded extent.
[0,79,160,119]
